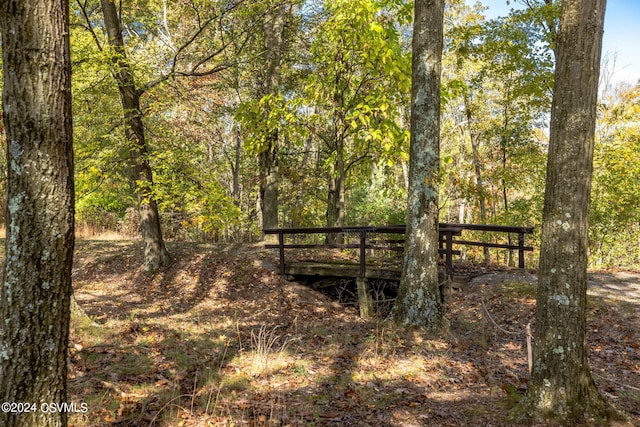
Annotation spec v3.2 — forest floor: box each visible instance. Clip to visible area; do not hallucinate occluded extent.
[50,240,640,425]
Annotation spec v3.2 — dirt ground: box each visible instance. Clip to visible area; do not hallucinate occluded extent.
[470,269,640,299]
[7,239,638,426]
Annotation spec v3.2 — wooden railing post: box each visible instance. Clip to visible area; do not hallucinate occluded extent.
[359,230,366,278]
[445,230,454,278]
[357,229,373,318]
[278,230,285,276]
[518,232,525,269]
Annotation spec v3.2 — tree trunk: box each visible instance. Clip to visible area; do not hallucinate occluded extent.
[464,96,490,263]
[259,3,287,239]
[389,0,445,328]
[511,0,617,423]
[0,1,75,425]
[231,124,242,204]
[325,143,346,245]
[259,149,279,232]
[291,135,315,228]
[500,105,514,266]
[501,149,513,266]
[100,0,170,271]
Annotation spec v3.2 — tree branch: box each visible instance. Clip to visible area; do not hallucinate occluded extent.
[76,0,103,51]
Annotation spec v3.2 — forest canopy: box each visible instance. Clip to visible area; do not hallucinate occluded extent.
[1,0,638,268]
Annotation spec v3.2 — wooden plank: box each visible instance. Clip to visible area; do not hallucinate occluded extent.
[285,262,464,283]
[439,227,463,234]
[370,239,405,244]
[267,243,409,251]
[367,245,404,251]
[265,223,534,235]
[265,243,362,250]
[439,249,462,256]
[441,222,534,234]
[452,240,533,251]
[284,262,401,280]
[264,225,407,235]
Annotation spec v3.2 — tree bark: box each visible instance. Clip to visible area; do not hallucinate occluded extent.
[511,0,618,423]
[464,95,490,263]
[389,0,445,328]
[0,0,75,425]
[326,142,346,245]
[259,148,279,231]
[259,3,287,239]
[499,93,513,266]
[100,0,170,271]
[232,124,242,204]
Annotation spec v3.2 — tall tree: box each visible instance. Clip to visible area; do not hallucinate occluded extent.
[303,0,410,240]
[257,1,289,236]
[0,0,75,425]
[511,0,617,423]
[389,0,445,328]
[100,0,170,271]
[75,0,257,246]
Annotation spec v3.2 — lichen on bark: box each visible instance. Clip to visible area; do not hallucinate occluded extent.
[510,0,621,424]
[389,0,445,329]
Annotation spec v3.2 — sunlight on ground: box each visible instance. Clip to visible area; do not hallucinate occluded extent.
[63,241,640,426]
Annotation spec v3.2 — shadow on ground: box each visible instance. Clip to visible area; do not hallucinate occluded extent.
[51,241,640,426]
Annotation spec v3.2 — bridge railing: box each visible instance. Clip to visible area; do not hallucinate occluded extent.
[264,223,534,279]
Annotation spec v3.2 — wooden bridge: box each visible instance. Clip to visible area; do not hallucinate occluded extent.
[264,223,534,317]
[264,223,534,281]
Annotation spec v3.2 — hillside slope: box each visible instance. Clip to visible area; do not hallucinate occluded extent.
[47,240,640,425]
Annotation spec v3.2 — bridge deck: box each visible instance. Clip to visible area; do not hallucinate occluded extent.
[284,261,401,280]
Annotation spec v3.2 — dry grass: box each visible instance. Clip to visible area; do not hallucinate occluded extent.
[0,223,131,241]
[74,223,130,241]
